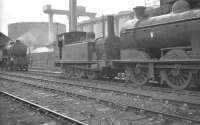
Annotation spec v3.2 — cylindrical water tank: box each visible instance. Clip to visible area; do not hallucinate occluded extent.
[8,22,66,47]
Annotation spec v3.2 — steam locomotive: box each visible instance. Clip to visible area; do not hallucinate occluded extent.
[0,32,29,71]
[55,0,200,90]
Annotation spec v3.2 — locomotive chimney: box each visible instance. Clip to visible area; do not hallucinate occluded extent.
[133,6,146,19]
[160,0,164,6]
[107,15,115,37]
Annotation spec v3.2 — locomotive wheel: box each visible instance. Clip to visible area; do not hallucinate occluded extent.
[162,69,192,90]
[74,69,84,79]
[64,67,73,79]
[161,49,190,60]
[87,71,98,80]
[125,67,133,82]
[160,49,193,89]
[125,66,148,86]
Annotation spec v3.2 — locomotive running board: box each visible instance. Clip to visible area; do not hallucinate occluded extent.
[54,60,102,67]
[112,59,200,64]
[112,59,200,70]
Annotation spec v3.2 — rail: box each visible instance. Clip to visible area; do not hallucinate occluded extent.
[0,91,87,125]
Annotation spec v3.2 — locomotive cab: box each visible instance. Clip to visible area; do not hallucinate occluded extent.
[56,31,87,60]
[56,31,96,62]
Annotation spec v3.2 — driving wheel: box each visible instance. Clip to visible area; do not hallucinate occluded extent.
[125,66,148,86]
[162,69,192,90]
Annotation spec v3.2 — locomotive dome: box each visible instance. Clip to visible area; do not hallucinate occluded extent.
[120,6,146,33]
[133,6,146,19]
[172,0,191,13]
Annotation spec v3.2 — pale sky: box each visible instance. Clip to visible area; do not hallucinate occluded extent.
[0,0,159,34]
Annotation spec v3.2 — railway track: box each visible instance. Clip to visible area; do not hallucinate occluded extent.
[0,92,59,125]
[0,90,87,125]
[29,69,200,96]
[0,71,200,124]
[3,71,200,106]
[0,75,164,125]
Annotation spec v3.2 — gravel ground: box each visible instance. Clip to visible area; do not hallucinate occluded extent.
[0,80,144,125]
[0,94,61,125]
[0,79,197,125]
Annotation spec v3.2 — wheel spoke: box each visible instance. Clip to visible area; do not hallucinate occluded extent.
[178,76,184,85]
[87,71,97,80]
[136,75,143,83]
[140,73,147,82]
[134,68,148,85]
[125,67,148,85]
[180,73,187,84]
[182,72,188,79]
[163,69,192,90]
[177,77,182,86]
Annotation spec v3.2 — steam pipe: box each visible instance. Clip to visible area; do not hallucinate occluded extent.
[102,15,105,37]
[107,15,115,37]
[57,38,63,59]
[133,6,146,19]
[160,0,164,6]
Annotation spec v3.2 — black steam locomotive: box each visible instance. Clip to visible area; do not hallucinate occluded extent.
[0,32,29,71]
[55,0,200,90]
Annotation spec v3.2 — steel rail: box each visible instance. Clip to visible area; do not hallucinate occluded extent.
[0,91,87,125]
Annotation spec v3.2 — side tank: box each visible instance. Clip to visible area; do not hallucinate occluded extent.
[5,40,27,57]
[120,0,200,58]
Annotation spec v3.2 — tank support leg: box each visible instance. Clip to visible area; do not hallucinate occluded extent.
[148,63,154,80]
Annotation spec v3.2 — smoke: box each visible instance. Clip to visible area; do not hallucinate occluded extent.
[17,31,37,47]
[17,28,50,48]
[32,47,54,53]
[17,28,55,53]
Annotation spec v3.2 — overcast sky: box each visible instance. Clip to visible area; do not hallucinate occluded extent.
[0,0,159,34]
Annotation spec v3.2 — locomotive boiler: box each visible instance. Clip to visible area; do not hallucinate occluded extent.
[0,32,29,71]
[113,0,200,89]
[120,3,200,59]
[4,40,27,58]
